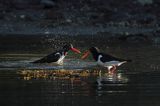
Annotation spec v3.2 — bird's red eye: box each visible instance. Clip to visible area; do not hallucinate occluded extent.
[64,52,68,55]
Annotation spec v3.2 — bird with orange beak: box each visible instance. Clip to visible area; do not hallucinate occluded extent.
[81,47,131,74]
[33,43,81,65]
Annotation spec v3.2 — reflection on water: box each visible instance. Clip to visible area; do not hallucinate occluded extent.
[1,66,159,106]
[96,73,129,97]
[97,73,128,85]
[0,43,160,105]
[18,69,130,96]
[18,69,98,80]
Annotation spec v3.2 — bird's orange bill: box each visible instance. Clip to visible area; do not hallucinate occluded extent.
[70,48,81,53]
[81,51,90,59]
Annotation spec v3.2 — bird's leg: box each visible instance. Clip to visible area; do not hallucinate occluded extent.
[108,66,117,74]
[108,66,113,74]
[112,66,117,74]
[98,70,102,77]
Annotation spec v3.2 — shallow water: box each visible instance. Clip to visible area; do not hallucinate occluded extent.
[0,61,160,106]
[0,43,160,106]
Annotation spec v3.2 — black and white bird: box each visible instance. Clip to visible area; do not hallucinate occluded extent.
[32,44,81,65]
[81,47,131,74]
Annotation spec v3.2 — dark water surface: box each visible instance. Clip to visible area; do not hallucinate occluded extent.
[0,42,160,106]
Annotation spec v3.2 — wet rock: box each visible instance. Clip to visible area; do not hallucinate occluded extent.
[20,15,25,19]
[119,34,149,43]
[0,0,41,9]
[137,0,153,5]
[0,12,4,19]
[0,0,160,40]
[11,0,30,9]
[151,37,160,44]
[40,0,56,8]
[66,19,72,23]
[45,10,64,20]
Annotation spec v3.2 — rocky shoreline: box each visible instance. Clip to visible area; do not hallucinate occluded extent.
[0,0,160,44]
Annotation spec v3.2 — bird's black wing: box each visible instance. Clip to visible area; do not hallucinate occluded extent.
[100,53,129,63]
[33,51,62,63]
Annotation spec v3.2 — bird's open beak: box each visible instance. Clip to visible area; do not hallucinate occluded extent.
[81,50,90,59]
[70,47,81,53]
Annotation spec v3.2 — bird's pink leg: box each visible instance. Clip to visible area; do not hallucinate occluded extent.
[108,66,117,74]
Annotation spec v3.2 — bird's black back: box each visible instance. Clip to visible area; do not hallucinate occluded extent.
[33,50,63,63]
[99,53,129,63]
[32,43,74,63]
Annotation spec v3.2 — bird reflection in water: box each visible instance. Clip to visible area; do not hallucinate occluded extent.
[96,71,129,96]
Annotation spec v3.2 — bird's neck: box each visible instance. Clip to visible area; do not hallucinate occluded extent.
[63,49,69,56]
[91,52,99,61]
[64,51,68,56]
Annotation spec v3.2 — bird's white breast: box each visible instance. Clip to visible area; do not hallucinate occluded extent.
[97,55,105,66]
[55,52,65,65]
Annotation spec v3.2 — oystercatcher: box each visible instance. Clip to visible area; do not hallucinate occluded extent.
[81,47,131,74]
[33,44,81,65]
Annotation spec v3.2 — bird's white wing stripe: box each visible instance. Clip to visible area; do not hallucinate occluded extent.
[55,52,61,56]
[105,61,126,66]
[56,52,65,65]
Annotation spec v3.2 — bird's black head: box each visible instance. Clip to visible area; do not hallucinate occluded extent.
[89,47,100,61]
[89,47,100,54]
[81,47,100,60]
[63,43,73,52]
[63,43,81,54]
